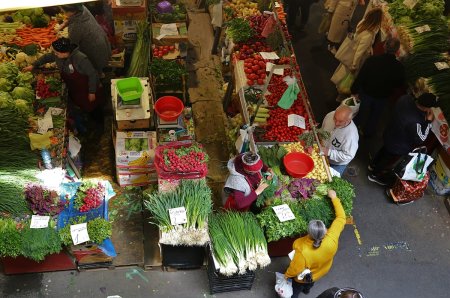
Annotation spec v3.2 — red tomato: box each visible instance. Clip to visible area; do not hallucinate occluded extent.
[257,79,264,85]
[244,68,252,74]
[247,79,254,86]
[252,65,260,71]
[258,61,266,68]
[260,73,266,79]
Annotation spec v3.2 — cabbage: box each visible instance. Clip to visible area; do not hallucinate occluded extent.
[14,99,33,116]
[11,86,35,102]
[0,91,13,108]
[17,72,34,87]
[0,62,19,82]
[0,78,13,92]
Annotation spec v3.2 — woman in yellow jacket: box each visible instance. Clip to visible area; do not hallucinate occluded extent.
[284,189,346,296]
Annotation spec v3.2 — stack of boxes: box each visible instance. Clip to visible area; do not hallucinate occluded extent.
[429,148,450,195]
[111,0,148,52]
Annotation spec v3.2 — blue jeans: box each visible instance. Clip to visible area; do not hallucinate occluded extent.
[331,164,347,175]
[353,92,387,137]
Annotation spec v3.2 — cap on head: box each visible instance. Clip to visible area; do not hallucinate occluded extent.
[52,37,75,53]
[416,93,438,108]
[241,152,263,172]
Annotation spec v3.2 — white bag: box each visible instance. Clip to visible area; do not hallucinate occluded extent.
[401,152,434,182]
[275,272,293,298]
[340,96,360,118]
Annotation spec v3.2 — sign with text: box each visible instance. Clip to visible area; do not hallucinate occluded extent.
[30,215,49,229]
[169,207,187,225]
[272,204,295,222]
[70,223,90,245]
[288,114,306,129]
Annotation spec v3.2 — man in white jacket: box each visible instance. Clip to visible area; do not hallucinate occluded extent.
[321,105,359,175]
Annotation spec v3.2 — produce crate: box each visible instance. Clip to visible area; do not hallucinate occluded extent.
[151,22,188,46]
[112,0,147,20]
[108,49,126,68]
[151,59,187,94]
[207,252,255,294]
[160,244,206,269]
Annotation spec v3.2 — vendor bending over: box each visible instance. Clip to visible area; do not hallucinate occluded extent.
[223,152,273,212]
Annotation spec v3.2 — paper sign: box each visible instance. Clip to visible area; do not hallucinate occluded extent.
[266,62,284,75]
[37,113,53,134]
[70,223,90,245]
[169,207,187,225]
[272,204,295,222]
[30,215,50,229]
[160,23,178,36]
[403,0,418,9]
[414,25,431,34]
[435,62,450,70]
[288,114,306,129]
[288,250,295,260]
[69,135,82,158]
[259,52,280,60]
[156,34,166,40]
[274,2,281,8]
[47,107,64,116]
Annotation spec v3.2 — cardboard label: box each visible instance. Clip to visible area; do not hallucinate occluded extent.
[37,113,53,134]
[272,204,295,222]
[435,62,450,70]
[414,25,431,34]
[169,207,187,225]
[30,215,50,229]
[288,114,306,129]
[259,52,279,60]
[266,62,284,75]
[70,223,90,245]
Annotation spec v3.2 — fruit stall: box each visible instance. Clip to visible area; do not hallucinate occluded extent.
[375,0,450,195]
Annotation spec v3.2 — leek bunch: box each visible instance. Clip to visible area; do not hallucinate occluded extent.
[127,21,150,77]
[144,179,212,246]
[208,211,271,276]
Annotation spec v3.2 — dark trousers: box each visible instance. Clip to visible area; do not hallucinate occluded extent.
[353,91,387,137]
[292,281,315,297]
[287,0,314,27]
[370,146,403,187]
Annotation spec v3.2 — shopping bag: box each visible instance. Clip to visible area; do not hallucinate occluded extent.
[395,147,434,182]
[390,173,430,204]
[340,96,360,118]
[318,12,332,34]
[275,272,293,298]
[337,73,354,95]
[278,77,300,109]
[334,34,356,68]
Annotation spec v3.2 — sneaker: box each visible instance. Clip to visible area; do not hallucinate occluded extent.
[368,174,387,186]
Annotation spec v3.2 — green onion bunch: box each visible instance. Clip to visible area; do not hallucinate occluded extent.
[208,211,270,276]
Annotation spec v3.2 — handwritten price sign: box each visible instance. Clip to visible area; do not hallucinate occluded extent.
[272,204,296,222]
[169,207,187,225]
[30,215,50,229]
[70,223,90,245]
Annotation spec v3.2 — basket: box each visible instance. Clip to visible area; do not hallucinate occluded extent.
[116,77,144,103]
[154,96,184,121]
[160,244,206,269]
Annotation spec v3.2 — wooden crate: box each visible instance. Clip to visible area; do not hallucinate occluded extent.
[117,117,151,130]
[151,23,188,46]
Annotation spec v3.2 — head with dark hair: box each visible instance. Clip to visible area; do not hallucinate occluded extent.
[416,93,438,109]
[308,220,327,248]
[384,37,400,55]
[61,4,83,16]
[335,288,364,298]
[51,38,76,58]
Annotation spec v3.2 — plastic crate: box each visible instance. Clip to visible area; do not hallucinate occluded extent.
[160,244,206,269]
[207,252,255,294]
[116,77,143,103]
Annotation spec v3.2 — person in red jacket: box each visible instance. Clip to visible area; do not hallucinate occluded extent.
[223,152,273,212]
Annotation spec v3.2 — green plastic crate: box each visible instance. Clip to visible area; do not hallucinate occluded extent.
[116,77,144,104]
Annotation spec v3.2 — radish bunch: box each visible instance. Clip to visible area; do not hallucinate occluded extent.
[162,144,209,173]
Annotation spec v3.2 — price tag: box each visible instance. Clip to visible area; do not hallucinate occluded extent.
[37,113,53,134]
[266,62,284,75]
[274,2,281,8]
[169,207,187,225]
[435,62,450,70]
[403,0,418,9]
[272,204,295,222]
[288,114,306,129]
[259,52,279,60]
[414,25,431,34]
[70,223,90,245]
[160,23,178,36]
[47,107,64,116]
[30,215,49,229]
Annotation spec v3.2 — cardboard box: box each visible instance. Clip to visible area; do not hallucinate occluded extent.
[114,20,138,44]
[112,0,147,20]
[115,131,157,169]
[429,168,450,196]
[117,170,157,187]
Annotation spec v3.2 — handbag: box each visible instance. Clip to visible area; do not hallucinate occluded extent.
[389,173,430,204]
[334,33,356,68]
[318,12,332,34]
[394,147,434,182]
[337,73,355,95]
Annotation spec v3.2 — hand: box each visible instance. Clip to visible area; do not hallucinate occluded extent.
[322,146,329,156]
[426,109,434,122]
[328,189,337,199]
[88,93,96,102]
[266,168,274,180]
[349,65,357,73]
[23,65,33,72]
[352,94,359,101]
[255,182,268,195]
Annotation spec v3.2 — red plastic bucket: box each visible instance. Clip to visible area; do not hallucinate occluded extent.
[155,96,184,121]
[283,152,314,178]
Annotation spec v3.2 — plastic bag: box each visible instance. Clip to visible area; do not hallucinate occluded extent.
[398,151,434,182]
[340,96,360,118]
[337,73,354,95]
[275,272,293,298]
[261,14,276,38]
[318,12,332,34]
[278,77,300,109]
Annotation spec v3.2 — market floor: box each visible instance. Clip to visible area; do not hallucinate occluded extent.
[2,2,450,298]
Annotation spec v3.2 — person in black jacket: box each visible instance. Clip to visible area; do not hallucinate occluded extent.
[367,93,438,186]
[351,37,405,137]
[317,287,365,298]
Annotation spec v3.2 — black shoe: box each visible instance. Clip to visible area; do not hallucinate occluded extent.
[302,288,310,294]
[368,174,387,186]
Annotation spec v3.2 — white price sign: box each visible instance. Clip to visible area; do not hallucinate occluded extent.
[288,114,306,129]
[70,223,90,245]
[435,62,450,70]
[414,25,431,34]
[169,207,187,225]
[259,52,279,60]
[30,215,50,229]
[272,204,296,222]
